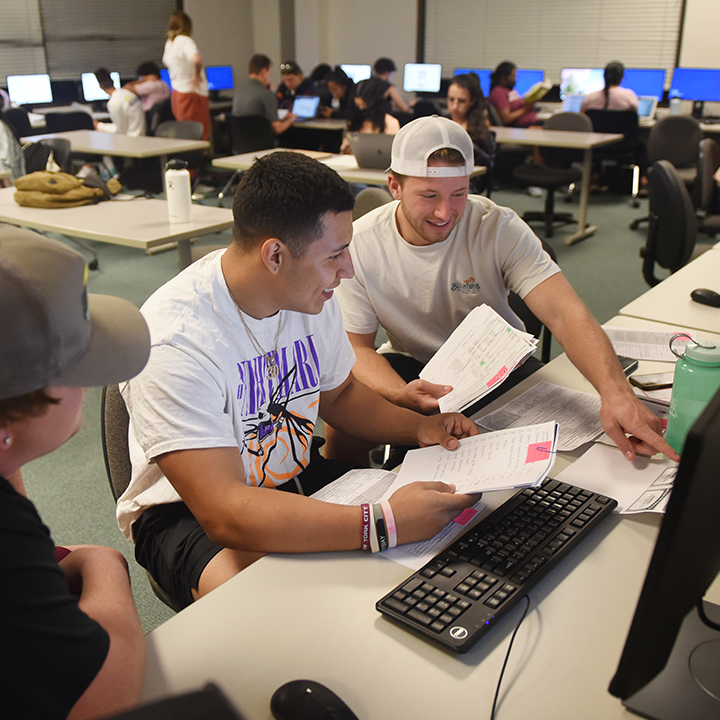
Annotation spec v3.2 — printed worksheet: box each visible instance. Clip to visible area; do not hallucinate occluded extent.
[602,326,691,362]
[477,380,603,451]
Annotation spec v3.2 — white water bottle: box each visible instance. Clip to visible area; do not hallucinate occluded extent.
[165,159,192,223]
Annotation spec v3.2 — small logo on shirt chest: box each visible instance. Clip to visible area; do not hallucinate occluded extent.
[451,276,481,294]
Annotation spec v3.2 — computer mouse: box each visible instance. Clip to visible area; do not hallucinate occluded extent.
[690,288,720,308]
[270,679,359,720]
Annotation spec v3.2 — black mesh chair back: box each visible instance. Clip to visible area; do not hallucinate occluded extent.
[642,160,697,286]
[43,111,94,132]
[147,97,175,135]
[2,107,34,139]
[225,114,276,155]
[584,109,639,157]
[696,138,720,212]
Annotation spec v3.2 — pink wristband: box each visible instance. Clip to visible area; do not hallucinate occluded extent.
[360,503,371,551]
[381,501,397,548]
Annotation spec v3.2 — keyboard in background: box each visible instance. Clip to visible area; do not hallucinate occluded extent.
[376,477,617,653]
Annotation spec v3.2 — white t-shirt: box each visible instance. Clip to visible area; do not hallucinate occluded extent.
[117,250,355,539]
[163,35,209,96]
[336,195,560,365]
[106,88,146,136]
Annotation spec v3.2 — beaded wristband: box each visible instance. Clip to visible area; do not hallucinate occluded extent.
[381,501,397,549]
[360,503,371,551]
[373,503,389,552]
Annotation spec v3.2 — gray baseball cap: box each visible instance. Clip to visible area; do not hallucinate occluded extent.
[389,115,474,177]
[0,226,150,399]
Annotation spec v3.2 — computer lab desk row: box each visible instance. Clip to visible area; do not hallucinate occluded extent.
[139,314,720,720]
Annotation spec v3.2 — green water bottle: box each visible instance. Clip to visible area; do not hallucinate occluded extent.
[664,333,720,455]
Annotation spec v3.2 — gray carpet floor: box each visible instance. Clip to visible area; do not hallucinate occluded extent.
[16,181,693,634]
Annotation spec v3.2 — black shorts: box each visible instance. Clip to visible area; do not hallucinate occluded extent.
[132,437,357,609]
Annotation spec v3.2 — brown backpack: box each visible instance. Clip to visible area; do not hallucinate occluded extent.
[14,171,121,209]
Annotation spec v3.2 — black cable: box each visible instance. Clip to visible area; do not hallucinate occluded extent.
[697,599,720,632]
[490,595,532,720]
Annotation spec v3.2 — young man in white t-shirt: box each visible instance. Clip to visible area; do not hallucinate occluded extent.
[93,67,146,137]
[330,116,679,466]
[118,151,479,609]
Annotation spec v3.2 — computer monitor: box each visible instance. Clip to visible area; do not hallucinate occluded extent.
[453,68,491,96]
[669,68,720,117]
[6,73,53,106]
[340,64,372,84]
[205,65,234,92]
[160,68,172,90]
[80,71,120,103]
[559,68,604,99]
[403,63,442,93]
[622,69,666,100]
[608,386,720,719]
[515,69,545,97]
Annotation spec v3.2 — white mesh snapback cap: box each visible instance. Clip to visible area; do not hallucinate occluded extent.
[389,115,474,177]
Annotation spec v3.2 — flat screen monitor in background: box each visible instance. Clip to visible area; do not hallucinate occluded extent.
[453,68,491,96]
[80,71,120,103]
[403,63,442,93]
[6,73,53,106]
[515,69,545,97]
[340,64,371,83]
[160,68,172,90]
[608,386,720,718]
[670,68,720,117]
[559,67,603,99]
[622,68,666,100]
[206,65,234,92]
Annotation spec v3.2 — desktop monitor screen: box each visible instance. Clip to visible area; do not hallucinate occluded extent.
[608,386,720,715]
[340,64,372,83]
[160,68,172,90]
[560,68,604,99]
[403,63,442,93]
[80,72,120,102]
[622,69,666,100]
[515,69,545,97]
[453,68,491,96]
[206,65,234,92]
[670,68,720,103]
[6,73,53,106]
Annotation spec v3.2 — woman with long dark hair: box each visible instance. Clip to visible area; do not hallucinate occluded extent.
[581,62,639,112]
[446,73,495,168]
[488,61,538,127]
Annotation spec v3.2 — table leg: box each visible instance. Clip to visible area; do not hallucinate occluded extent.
[565,148,597,245]
[177,238,192,269]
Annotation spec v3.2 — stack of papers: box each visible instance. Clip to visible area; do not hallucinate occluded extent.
[385,421,559,496]
[602,326,690,362]
[420,305,538,413]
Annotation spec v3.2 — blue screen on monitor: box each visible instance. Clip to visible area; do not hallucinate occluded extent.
[206,65,234,92]
[515,69,545,96]
[670,68,720,102]
[6,73,53,105]
[453,68,492,96]
[160,68,172,90]
[622,69,666,100]
[560,68,604,98]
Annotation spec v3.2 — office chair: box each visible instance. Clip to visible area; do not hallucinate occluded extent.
[217,114,277,206]
[352,186,393,221]
[43,111,95,132]
[101,384,184,613]
[147,96,175,136]
[640,160,697,287]
[512,112,593,238]
[2,107,34,140]
[695,137,720,237]
[584,109,644,207]
[630,115,703,230]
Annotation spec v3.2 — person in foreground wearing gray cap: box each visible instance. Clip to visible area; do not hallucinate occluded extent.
[0,226,150,720]
[330,115,679,465]
[117,151,479,610]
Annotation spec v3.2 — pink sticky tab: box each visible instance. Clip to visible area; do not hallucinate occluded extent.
[486,365,509,388]
[454,507,478,525]
[526,443,550,463]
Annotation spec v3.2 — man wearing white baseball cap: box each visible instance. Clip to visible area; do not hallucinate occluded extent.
[0,226,150,720]
[331,115,679,464]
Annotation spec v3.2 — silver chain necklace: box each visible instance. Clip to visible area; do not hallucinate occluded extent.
[226,281,283,379]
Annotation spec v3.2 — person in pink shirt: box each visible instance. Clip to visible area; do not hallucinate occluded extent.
[581,62,639,112]
[123,61,171,113]
[488,61,538,127]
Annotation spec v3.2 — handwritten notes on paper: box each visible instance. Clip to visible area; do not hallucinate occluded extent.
[386,422,559,496]
[420,305,538,413]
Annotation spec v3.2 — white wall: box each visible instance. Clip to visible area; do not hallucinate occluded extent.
[679,0,720,68]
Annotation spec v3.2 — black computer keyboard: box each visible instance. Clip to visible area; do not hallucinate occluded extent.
[376,477,617,653]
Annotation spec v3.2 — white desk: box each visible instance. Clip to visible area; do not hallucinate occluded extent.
[0,187,232,268]
[493,126,623,246]
[140,328,720,719]
[619,251,720,334]
[213,148,486,187]
[21,129,209,158]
